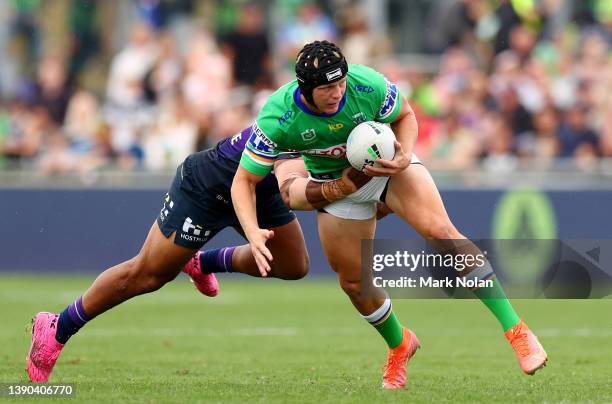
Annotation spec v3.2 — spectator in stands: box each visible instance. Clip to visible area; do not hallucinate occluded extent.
[516,104,560,164]
[481,112,518,172]
[105,22,158,165]
[0,97,47,165]
[576,33,609,84]
[493,0,540,55]
[557,103,599,159]
[25,55,72,177]
[220,3,271,88]
[63,90,112,173]
[181,28,231,144]
[135,0,162,30]
[106,23,158,109]
[425,0,490,53]
[508,24,538,62]
[432,47,475,115]
[31,55,73,128]
[591,0,612,45]
[1,0,610,177]
[68,0,100,81]
[425,109,482,170]
[277,2,337,75]
[37,90,113,177]
[8,0,43,77]
[143,92,197,171]
[491,81,534,137]
[340,5,389,66]
[143,32,182,103]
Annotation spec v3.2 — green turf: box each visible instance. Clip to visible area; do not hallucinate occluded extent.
[1,274,611,403]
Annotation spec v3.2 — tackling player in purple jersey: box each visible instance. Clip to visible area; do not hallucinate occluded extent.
[25,125,370,383]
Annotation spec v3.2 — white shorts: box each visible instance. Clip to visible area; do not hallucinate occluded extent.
[321,154,421,220]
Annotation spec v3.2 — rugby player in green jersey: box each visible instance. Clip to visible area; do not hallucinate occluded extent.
[232,40,548,389]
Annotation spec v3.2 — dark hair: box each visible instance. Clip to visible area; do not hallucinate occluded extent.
[295,40,348,105]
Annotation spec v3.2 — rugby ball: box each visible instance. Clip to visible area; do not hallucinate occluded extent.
[346,121,396,171]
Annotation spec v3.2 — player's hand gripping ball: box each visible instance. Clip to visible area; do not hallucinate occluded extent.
[346,121,396,171]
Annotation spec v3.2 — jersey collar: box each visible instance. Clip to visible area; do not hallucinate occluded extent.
[293,87,347,118]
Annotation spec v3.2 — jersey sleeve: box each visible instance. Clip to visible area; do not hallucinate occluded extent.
[365,67,403,124]
[239,121,281,177]
[376,77,403,123]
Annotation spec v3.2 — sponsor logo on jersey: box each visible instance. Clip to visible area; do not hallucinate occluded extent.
[180,217,211,243]
[328,123,344,132]
[352,112,366,124]
[300,129,317,143]
[326,68,343,82]
[182,217,203,236]
[379,79,398,119]
[216,194,230,205]
[230,132,242,145]
[278,110,293,125]
[302,144,347,159]
[354,84,374,93]
[248,123,277,154]
[159,193,174,223]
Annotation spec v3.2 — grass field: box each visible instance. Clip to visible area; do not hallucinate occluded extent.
[1,274,611,403]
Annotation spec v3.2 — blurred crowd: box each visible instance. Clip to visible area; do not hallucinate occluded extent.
[0,0,610,178]
[408,0,612,173]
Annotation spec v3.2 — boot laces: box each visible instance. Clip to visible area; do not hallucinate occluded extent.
[511,328,531,357]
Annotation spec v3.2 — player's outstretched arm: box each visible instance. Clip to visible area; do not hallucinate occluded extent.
[231,166,275,276]
[274,158,370,210]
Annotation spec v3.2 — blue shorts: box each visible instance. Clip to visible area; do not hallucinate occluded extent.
[156,153,295,250]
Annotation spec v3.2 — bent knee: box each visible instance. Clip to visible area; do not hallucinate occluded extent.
[273,254,309,280]
[290,256,310,280]
[122,255,178,293]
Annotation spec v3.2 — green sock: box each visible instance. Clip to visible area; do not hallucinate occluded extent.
[372,311,404,348]
[473,277,520,331]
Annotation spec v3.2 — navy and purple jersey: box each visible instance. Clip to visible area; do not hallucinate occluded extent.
[178,126,296,205]
[156,126,297,248]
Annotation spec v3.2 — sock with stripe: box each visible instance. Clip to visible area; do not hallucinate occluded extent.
[55,296,91,344]
[362,298,404,348]
[200,247,235,273]
[465,262,520,331]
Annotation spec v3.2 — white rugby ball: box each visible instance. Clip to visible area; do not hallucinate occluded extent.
[346,121,396,171]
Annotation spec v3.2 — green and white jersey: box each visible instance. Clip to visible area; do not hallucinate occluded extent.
[240,64,403,180]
